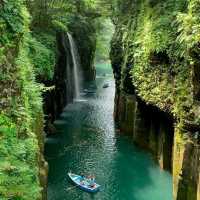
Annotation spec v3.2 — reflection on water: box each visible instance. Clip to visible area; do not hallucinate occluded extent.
[45,64,172,200]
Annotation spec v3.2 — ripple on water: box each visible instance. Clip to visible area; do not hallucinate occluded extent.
[45,76,172,200]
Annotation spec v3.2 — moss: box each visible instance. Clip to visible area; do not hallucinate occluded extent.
[111,1,200,199]
[27,33,56,81]
[0,1,45,199]
[111,0,200,128]
[173,127,200,200]
[118,93,136,134]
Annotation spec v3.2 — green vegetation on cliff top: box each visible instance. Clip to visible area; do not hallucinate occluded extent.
[0,1,43,199]
[111,0,200,129]
[0,0,115,199]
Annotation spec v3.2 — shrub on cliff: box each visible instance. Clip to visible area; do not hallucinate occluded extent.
[0,1,44,199]
[111,0,200,127]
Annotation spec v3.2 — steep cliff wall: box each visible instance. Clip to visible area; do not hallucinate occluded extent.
[68,16,97,81]
[43,28,96,132]
[43,32,75,129]
[111,0,200,199]
[0,1,47,199]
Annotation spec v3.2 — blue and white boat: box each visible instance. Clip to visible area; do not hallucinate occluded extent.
[68,172,101,193]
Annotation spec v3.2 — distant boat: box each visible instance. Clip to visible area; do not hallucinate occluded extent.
[103,83,109,88]
[83,89,96,94]
[68,172,101,193]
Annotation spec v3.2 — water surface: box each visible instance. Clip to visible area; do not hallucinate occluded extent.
[45,63,172,200]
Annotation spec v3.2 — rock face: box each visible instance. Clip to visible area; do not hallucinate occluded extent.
[114,92,174,171]
[33,112,48,200]
[43,28,96,133]
[43,22,97,131]
[111,1,200,199]
[68,16,97,81]
[173,130,200,200]
[43,32,75,127]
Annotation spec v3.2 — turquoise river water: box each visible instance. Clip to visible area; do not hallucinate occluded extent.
[45,63,172,200]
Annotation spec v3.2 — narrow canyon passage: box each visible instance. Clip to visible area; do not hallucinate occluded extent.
[45,63,172,200]
[2,1,200,200]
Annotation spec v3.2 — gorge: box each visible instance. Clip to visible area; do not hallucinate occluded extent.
[110,1,200,199]
[0,1,200,200]
[45,62,172,200]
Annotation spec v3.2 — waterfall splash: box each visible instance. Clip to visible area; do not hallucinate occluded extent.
[67,33,81,99]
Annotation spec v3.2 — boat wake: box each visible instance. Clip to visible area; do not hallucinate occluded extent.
[74,99,88,103]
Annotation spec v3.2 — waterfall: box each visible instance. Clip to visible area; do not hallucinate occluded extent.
[67,33,81,99]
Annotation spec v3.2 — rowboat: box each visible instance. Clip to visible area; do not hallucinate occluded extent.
[103,83,109,88]
[68,172,101,193]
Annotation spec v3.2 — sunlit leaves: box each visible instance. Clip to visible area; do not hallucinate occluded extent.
[112,0,199,125]
[0,1,44,199]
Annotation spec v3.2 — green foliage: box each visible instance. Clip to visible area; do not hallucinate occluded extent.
[0,114,41,200]
[0,1,117,199]
[0,1,44,199]
[0,42,43,199]
[111,0,200,127]
[52,20,68,32]
[0,0,30,64]
[26,0,113,75]
[95,19,114,62]
[27,34,55,80]
[176,0,200,57]
[0,100,42,194]
[27,0,107,30]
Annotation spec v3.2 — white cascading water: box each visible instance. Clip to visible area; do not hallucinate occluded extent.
[67,33,81,99]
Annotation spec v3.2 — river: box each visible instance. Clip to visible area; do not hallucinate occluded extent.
[45,62,172,200]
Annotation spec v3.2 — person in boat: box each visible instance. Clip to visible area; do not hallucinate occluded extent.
[88,176,96,188]
[81,174,85,179]
[80,174,85,185]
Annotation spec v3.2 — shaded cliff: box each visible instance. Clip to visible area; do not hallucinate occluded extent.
[43,32,75,127]
[68,16,97,81]
[43,28,96,133]
[111,0,200,200]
